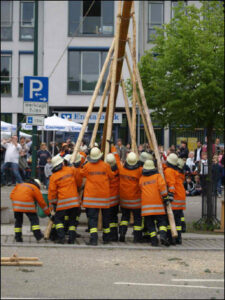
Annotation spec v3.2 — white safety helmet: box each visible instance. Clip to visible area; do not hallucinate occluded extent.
[139,152,153,162]
[143,159,155,170]
[167,153,178,166]
[88,147,103,162]
[106,153,116,166]
[64,154,72,163]
[94,142,99,147]
[177,158,185,170]
[51,155,64,169]
[126,152,138,166]
[74,152,81,164]
[34,179,41,188]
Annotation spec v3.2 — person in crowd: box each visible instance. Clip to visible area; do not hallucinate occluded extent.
[202,136,208,153]
[186,151,197,174]
[1,136,23,184]
[138,144,144,154]
[139,159,169,247]
[19,137,32,158]
[184,176,196,196]
[115,138,127,164]
[194,141,202,168]
[80,147,113,245]
[178,141,189,159]
[19,150,29,180]
[106,153,120,242]
[213,138,221,155]
[1,144,6,186]
[49,141,59,156]
[37,142,51,188]
[126,143,131,154]
[80,140,88,152]
[192,175,202,196]
[10,178,51,242]
[48,155,82,244]
[169,145,176,153]
[66,138,74,154]
[44,156,53,189]
[212,155,223,198]
[112,144,143,243]
[198,152,208,189]
[218,148,224,186]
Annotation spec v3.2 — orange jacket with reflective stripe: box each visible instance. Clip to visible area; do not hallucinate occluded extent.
[112,146,142,209]
[80,160,114,208]
[174,169,186,210]
[48,166,81,211]
[80,152,87,166]
[139,172,167,216]
[10,183,50,215]
[109,167,120,207]
[164,165,186,210]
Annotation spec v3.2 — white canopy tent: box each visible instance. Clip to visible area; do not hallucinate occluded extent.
[1,121,17,132]
[1,121,32,139]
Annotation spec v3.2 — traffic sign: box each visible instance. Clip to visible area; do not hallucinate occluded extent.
[23,76,48,115]
[26,115,44,126]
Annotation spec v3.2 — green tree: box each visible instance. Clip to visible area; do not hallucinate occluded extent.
[138,1,224,227]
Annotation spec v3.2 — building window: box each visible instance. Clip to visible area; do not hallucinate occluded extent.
[18,52,34,96]
[68,49,108,94]
[1,1,13,41]
[148,1,164,42]
[171,1,187,19]
[1,54,12,96]
[68,1,114,36]
[20,1,34,41]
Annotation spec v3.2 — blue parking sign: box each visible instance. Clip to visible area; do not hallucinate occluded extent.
[24,76,48,102]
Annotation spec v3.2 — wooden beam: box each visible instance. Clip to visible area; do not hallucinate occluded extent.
[121,78,133,140]
[89,62,113,148]
[104,1,122,158]
[71,38,115,163]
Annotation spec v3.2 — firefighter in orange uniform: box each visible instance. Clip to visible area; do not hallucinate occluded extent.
[80,147,114,245]
[164,153,184,245]
[106,153,120,242]
[48,155,82,244]
[176,158,187,238]
[139,160,169,246]
[10,178,51,242]
[111,145,143,243]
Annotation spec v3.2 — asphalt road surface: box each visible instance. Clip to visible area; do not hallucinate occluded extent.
[1,247,224,299]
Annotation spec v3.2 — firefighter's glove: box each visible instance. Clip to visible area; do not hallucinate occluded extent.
[48,215,55,222]
[167,192,174,203]
[163,196,170,206]
[86,147,91,155]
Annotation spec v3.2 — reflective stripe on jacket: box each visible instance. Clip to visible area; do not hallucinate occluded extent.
[48,166,81,211]
[80,160,114,209]
[139,173,167,216]
[10,183,50,215]
[112,146,142,209]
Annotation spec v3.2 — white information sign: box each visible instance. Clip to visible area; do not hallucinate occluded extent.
[24,102,48,115]
[26,115,44,126]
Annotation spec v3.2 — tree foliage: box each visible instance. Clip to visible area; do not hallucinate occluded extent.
[137,1,224,130]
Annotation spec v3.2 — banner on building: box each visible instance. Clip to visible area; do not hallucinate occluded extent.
[58,112,123,124]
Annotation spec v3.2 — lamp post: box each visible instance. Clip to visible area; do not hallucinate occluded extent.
[31,0,38,178]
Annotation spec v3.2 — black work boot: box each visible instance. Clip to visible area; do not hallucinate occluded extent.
[86,239,98,246]
[110,227,118,242]
[68,231,76,244]
[119,234,126,242]
[133,231,143,243]
[151,237,159,247]
[36,232,44,242]
[15,236,23,242]
[176,232,182,245]
[160,236,170,247]
[181,221,186,233]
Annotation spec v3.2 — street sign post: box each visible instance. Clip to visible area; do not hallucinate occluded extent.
[26,115,44,126]
[23,76,49,115]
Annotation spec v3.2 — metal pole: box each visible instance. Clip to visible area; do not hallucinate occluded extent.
[31,0,38,178]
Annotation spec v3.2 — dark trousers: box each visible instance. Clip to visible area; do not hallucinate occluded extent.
[38,166,46,185]
[145,214,167,242]
[87,208,110,242]
[109,205,119,240]
[180,210,186,232]
[64,207,81,234]
[54,207,79,242]
[119,208,142,241]
[14,211,42,241]
[167,209,182,242]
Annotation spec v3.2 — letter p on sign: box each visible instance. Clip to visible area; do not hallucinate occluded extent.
[29,79,43,99]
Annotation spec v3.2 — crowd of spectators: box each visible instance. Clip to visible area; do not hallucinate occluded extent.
[1,136,224,198]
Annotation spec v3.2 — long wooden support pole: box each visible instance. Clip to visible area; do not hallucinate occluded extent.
[89,62,113,148]
[125,52,153,150]
[104,1,122,158]
[121,78,133,141]
[71,38,115,163]
[1,257,39,262]
[127,40,178,238]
